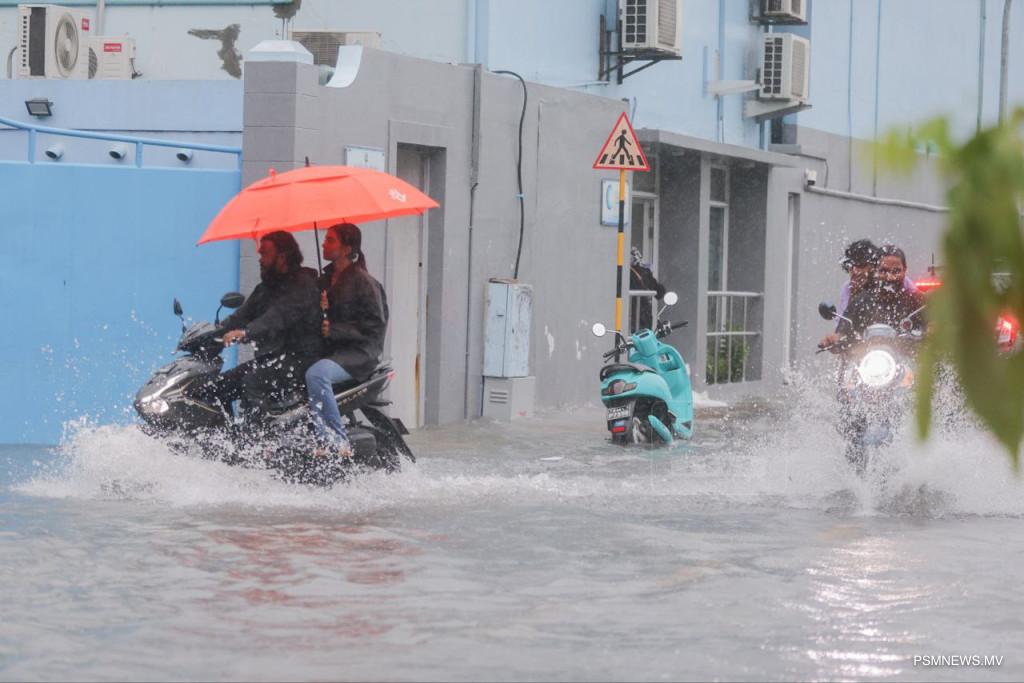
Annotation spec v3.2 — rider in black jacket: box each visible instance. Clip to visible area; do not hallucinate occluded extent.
[835,245,926,342]
[217,231,321,417]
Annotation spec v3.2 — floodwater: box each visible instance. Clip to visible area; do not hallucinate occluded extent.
[2,391,1024,682]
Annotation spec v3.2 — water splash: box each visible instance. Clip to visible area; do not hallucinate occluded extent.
[15,376,1024,519]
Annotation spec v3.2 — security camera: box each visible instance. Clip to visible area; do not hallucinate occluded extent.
[804,168,817,187]
[44,144,64,160]
[175,149,193,163]
[109,144,128,161]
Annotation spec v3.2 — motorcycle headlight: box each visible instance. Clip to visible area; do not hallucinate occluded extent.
[140,398,170,415]
[857,350,898,388]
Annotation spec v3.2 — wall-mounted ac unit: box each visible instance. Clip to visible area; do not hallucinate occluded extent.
[289,30,381,66]
[762,0,806,24]
[619,0,681,55]
[88,36,136,79]
[759,33,809,102]
[17,4,91,79]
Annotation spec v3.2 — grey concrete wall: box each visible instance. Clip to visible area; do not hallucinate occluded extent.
[727,166,769,381]
[784,126,948,376]
[238,51,955,416]
[241,48,630,424]
[655,153,702,386]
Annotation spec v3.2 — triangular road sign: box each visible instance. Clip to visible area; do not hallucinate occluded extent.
[593,112,649,171]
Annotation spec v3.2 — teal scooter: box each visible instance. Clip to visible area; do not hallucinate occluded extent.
[592,292,694,445]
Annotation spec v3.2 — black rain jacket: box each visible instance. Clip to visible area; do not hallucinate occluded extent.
[838,281,926,339]
[319,263,389,381]
[220,266,322,360]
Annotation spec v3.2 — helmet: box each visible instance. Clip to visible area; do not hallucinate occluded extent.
[840,239,879,272]
[630,246,644,266]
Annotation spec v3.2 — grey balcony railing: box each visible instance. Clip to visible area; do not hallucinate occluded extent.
[706,290,763,384]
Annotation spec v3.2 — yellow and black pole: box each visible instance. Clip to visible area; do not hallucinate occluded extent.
[592,112,649,364]
[614,167,626,361]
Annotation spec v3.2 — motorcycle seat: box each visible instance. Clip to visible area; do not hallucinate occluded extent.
[600,362,656,381]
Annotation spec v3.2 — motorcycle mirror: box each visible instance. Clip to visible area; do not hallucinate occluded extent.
[663,291,678,306]
[592,322,607,338]
[818,302,837,321]
[173,298,183,317]
[220,292,245,309]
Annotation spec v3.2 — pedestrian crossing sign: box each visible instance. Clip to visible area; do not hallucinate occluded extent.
[593,112,649,171]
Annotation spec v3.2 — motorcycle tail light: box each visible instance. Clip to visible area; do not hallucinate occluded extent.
[997,317,1017,345]
[602,380,638,396]
[611,424,627,433]
[915,279,943,293]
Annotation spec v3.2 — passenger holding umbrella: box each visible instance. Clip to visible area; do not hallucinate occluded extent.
[305,223,389,456]
[198,164,437,455]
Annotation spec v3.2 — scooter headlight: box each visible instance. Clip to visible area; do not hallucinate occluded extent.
[857,350,898,388]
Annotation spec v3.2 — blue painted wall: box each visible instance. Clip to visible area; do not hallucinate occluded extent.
[0,161,240,443]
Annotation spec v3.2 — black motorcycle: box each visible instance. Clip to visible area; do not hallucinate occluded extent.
[134,293,414,486]
[818,302,925,474]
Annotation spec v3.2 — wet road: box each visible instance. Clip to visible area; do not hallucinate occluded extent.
[2,397,1023,681]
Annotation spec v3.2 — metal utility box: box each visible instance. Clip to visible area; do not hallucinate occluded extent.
[483,376,536,421]
[483,279,532,377]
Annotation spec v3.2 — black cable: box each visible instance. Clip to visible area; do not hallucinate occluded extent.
[493,70,527,280]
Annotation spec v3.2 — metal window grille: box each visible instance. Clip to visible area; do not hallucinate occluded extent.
[628,289,659,332]
[706,291,763,384]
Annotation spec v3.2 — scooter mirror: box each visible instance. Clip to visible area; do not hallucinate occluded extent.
[220,292,246,309]
[592,322,607,338]
[818,302,837,321]
[173,298,183,317]
[663,291,678,306]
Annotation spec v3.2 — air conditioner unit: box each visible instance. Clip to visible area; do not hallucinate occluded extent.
[17,4,91,79]
[289,30,381,66]
[762,0,806,23]
[759,33,809,102]
[88,36,136,79]
[619,0,681,55]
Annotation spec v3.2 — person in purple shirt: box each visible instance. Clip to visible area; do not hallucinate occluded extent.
[820,239,918,348]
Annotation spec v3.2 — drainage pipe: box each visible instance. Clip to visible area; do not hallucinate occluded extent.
[999,0,1014,124]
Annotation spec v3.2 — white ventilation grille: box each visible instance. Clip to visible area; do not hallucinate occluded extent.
[790,37,808,99]
[619,0,681,55]
[623,0,647,45]
[759,33,810,102]
[763,0,806,23]
[657,0,676,46]
[762,35,785,98]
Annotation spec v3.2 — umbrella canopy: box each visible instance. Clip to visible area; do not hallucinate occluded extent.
[198,165,439,245]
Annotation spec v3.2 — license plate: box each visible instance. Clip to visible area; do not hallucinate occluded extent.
[606,405,631,421]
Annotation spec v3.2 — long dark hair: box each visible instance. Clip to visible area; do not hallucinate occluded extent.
[329,222,367,271]
[261,230,303,272]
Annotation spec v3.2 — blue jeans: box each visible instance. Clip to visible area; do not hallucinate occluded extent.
[305,359,352,446]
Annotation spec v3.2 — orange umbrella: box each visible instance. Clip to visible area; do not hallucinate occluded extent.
[198,165,439,245]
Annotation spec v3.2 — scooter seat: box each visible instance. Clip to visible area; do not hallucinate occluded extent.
[600,362,656,381]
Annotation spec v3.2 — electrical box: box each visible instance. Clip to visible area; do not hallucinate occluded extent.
[483,376,536,421]
[89,36,136,79]
[483,279,532,377]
